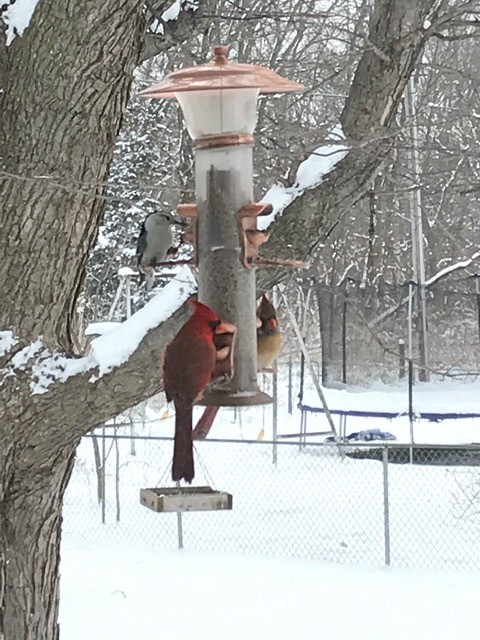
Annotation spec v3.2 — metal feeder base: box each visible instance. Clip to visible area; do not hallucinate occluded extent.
[140,486,233,513]
[198,389,272,407]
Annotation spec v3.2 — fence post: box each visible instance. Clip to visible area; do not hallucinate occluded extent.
[272,365,278,465]
[101,426,106,525]
[407,281,415,464]
[398,339,406,379]
[287,356,293,415]
[342,279,348,384]
[475,276,480,344]
[382,446,391,566]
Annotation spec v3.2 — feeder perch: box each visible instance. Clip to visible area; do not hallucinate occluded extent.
[237,202,271,267]
[177,203,198,263]
[212,326,236,382]
[140,486,232,513]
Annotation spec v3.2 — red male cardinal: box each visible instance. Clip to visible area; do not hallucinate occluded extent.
[192,292,281,440]
[163,301,235,483]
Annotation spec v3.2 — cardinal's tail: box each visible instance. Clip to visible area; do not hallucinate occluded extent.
[192,406,220,441]
[172,400,194,483]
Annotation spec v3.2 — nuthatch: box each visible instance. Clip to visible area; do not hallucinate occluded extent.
[136,212,188,291]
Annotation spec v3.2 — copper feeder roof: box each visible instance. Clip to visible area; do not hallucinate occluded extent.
[139,45,304,99]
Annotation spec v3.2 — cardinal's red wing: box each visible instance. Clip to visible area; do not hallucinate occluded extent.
[163,332,216,405]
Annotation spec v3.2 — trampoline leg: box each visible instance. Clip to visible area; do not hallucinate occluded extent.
[300,410,306,450]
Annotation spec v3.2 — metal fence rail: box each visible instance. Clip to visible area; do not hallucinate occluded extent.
[64,435,480,571]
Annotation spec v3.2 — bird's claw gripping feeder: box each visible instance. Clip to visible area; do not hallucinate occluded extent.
[140,45,305,407]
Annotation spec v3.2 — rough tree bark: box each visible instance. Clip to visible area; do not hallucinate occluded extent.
[0,0,465,638]
[0,1,149,638]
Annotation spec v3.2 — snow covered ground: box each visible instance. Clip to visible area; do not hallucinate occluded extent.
[64,400,480,572]
[59,541,480,640]
[61,377,480,638]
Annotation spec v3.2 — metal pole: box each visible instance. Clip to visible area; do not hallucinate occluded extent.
[339,414,347,441]
[342,279,348,384]
[287,355,293,415]
[406,75,429,381]
[279,285,344,456]
[475,277,480,344]
[272,287,279,464]
[382,447,391,566]
[175,481,184,550]
[300,410,306,450]
[114,430,121,523]
[125,274,132,319]
[407,282,414,464]
[272,365,278,465]
[407,282,414,365]
[398,339,406,379]
[101,426,106,524]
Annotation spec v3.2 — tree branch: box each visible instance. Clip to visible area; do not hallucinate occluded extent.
[140,0,220,63]
[258,0,437,290]
[0,275,196,445]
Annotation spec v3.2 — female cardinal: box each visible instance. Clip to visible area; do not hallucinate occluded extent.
[256,292,282,370]
[163,300,234,483]
[192,292,281,440]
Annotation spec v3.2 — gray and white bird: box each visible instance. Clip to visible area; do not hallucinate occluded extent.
[136,212,187,291]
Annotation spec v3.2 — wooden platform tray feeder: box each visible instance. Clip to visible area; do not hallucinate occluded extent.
[140,486,233,513]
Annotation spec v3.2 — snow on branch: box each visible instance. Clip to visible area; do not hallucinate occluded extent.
[1,338,88,395]
[0,330,19,357]
[89,266,196,376]
[369,251,480,329]
[0,266,197,395]
[85,322,121,337]
[1,0,41,46]
[425,251,480,287]
[149,0,198,34]
[258,125,349,231]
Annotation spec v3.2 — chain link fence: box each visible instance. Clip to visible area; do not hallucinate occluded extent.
[64,434,480,571]
[306,278,480,386]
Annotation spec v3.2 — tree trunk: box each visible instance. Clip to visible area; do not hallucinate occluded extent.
[316,283,346,386]
[0,443,77,640]
[0,0,144,352]
[0,2,145,637]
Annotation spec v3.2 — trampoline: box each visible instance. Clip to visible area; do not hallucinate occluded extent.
[296,379,480,443]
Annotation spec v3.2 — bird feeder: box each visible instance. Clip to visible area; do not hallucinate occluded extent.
[140,46,304,407]
[140,486,232,513]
